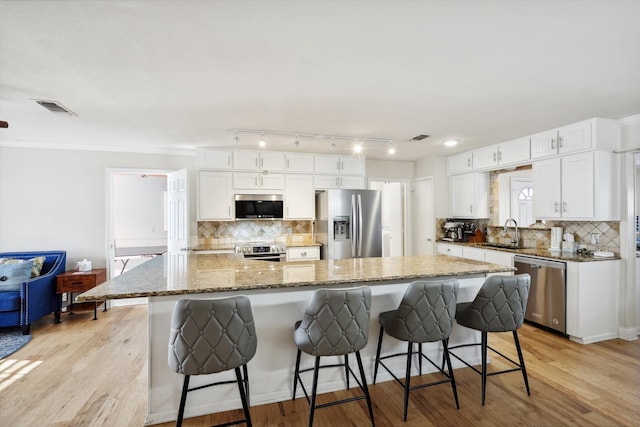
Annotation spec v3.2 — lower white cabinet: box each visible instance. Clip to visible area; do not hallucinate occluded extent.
[566,259,619,344]
[436,243,514,268]
[436,243,463,257]
[198,171,233,220]
[286,246,320,262]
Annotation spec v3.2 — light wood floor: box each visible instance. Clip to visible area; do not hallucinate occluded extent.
[1,304,638,426]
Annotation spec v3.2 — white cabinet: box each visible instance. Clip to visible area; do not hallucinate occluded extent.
[198,171,233,220]
[437,244,514,268]
[314,155,365,175]
[233,172,285,190]
[447,152,473,175]
[462,246,485,262]
[313,175,365,190]
[530,120,592,159]
[533,151,618,220]
[286,246,320,262]
[472,137,530,170]
[566,259,619,344]
[285,175,314,219]
[448,172,489,218]
[197,148,233,169]
[285,153,315,172]
[436,243,463,257]
[233,151,286,172]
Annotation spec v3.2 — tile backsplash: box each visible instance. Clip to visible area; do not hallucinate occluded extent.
[436,218,620,255]
[198,220,312,244]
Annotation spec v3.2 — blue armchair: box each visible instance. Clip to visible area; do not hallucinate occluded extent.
[0,251,66,334]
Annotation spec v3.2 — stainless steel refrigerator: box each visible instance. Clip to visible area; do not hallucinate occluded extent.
[315,189,382,259]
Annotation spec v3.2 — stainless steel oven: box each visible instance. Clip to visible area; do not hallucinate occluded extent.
[236,244,287,262]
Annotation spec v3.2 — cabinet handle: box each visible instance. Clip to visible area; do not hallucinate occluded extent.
[337,160,341,171]
[493,152,497,162]
[261,158,264,168]
[558,136,564,149]
[287,159,290,168]
[467,158,471,168]
[255,177,259,186]
[498,150,502,161]
[562,201,567,213]
[551,137,556,150]
[554,202,560,213]
[301,251,307,257]
[227,156,231,166]
[469,204,473,214]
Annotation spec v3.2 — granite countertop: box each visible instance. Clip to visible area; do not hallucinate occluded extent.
[77,253,513,302]
[439,241,621,262]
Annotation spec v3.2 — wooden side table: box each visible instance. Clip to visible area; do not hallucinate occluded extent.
[56,268,107,322]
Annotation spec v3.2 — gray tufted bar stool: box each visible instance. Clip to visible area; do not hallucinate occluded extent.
[292,286,375,427]
[168,296,257,427]
[373,279,460,421]
[448,274,531,405]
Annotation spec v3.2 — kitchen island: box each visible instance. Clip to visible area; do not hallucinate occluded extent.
[78,253,513,425]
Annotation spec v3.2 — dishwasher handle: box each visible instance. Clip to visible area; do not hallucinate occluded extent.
[514,255,566,270]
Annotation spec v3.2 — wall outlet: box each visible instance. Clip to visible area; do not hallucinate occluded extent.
[590,233,600,245]
[288,228,293,235]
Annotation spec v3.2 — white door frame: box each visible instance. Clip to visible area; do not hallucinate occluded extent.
[105,167,173,281]
[368,177,411,256]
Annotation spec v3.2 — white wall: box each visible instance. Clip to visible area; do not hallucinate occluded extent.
[113,174,167,247]
[0,146,195,270]
[366,159,414,179]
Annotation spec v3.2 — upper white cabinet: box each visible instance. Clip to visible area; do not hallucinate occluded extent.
[314,155,365,175]
[448,172,489,218]
[197,148,233,169]
[472,137,530,170]
[532,151,618,220]
[285,153,315,172]
[449,172,489,218]
[447,152,473,175]
[233,151,286,172]
[530,118,619,160]
[198,171,233,220]
[233,172,285,190]
[313,175,366,190]
[285,175,314,219]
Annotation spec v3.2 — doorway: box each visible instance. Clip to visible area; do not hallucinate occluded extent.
[414,177,434,255]
[369,179,409,256]
[106,168,170,304]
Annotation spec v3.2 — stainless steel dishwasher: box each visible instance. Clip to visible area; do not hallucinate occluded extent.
[514,255,566,334]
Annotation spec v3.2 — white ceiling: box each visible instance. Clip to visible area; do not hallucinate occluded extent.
[1,1,639,161]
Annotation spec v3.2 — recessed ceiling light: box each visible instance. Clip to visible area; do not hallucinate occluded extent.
[443,139,459,147]
[387,141,396,155]
[258,133,266,147]
[353,143,362,154]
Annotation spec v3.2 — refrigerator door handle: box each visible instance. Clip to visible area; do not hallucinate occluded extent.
[351,194,357,257]
[357,194,363,257]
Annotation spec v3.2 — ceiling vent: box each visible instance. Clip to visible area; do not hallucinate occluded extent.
[410,134,430,141]
[35,100,76,115]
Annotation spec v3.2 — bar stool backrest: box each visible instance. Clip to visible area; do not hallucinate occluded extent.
[294,286,371,356]
[168,296,257,376]
[457,274,531,332]
[384,279,459,343]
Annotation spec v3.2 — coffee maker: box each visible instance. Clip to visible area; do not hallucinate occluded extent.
[443,222,465,241]
[442,221,476,242]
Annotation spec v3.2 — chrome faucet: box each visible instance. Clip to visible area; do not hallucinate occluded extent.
[503,218,519,248]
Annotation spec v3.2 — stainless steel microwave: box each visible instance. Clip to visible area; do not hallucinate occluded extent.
[234,194,284,219]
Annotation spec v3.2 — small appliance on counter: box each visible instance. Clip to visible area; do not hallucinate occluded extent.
[442,221,475,242]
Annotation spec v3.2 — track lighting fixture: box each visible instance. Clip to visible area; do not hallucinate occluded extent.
[227,128,395,154]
